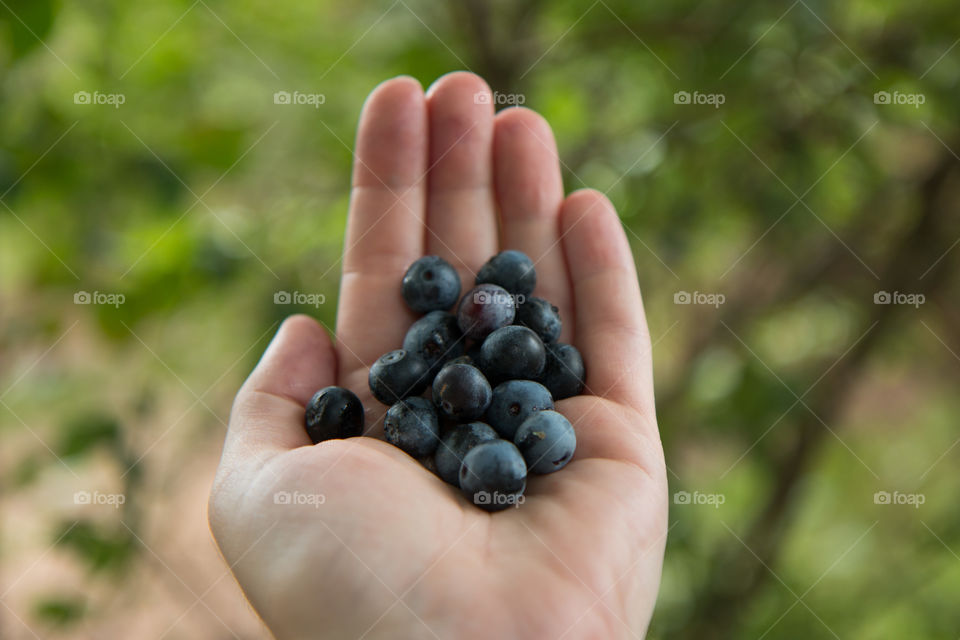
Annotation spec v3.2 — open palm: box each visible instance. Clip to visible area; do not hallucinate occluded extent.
[209,73,668,640]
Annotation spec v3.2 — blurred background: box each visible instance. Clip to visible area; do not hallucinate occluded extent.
[1,0,958,638]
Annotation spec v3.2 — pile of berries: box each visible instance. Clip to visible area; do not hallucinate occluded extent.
[303,250,586,511]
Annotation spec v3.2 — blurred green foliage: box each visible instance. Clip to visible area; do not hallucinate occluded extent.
[2,0,959,638]
[57,413,122,459]
[55,520,136,574]
[32,595,87,627]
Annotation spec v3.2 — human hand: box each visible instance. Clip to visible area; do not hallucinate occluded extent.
[209,72,667,640]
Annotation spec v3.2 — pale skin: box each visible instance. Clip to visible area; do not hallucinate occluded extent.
[209,72,668,640]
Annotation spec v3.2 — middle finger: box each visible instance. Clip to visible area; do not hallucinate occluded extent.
[424,72,499,284]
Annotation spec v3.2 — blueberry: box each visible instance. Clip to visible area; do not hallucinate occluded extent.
[432,363,492,421]
[514,410,576,474]
[304,386,364,444]
[475,250,536,297]
[466,337,500,385]
[479,325,546,381]
[442,354,475,369]
[402,311,465,376]
[437,354,475,380]
[402,255,461,313]
[539,342,585,399]
[486,380,554,439]
[434,421,499,486]
[384,397,440,458]
[456,284,516,340]
[462,341,495,382]
[368,349,430,405]
[465,341,484,367]
[515,296,561,343]
[459,440,527,511]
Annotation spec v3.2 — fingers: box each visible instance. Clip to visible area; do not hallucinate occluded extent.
[226,315,337,460]
[424,72,499,280]
[560,189,654,410]
[338,77,428,373]
[493,108,572,339]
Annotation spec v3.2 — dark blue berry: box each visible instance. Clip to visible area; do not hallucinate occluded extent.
[466,340,483,362]
[432,363,492,421]
[368,349,430,405]
[514,410,576,474]
[442,354,475,369]
[461,341,495,382]
[515,296,561,343]
[539,342,585,399]
[402,311,465,376]
[434,421,499,486]
[304,386,364,443]
[486,380,554,439]
[480,325,546,381]
[402,255,461,313]
[456,284,516,340]
[459,440,527,511]
[384,397,439,458]
[475,250,536,297]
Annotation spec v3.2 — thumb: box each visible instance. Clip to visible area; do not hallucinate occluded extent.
[223,314,338,462]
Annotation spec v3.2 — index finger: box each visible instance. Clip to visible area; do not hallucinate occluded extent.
[337,77,428,377]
